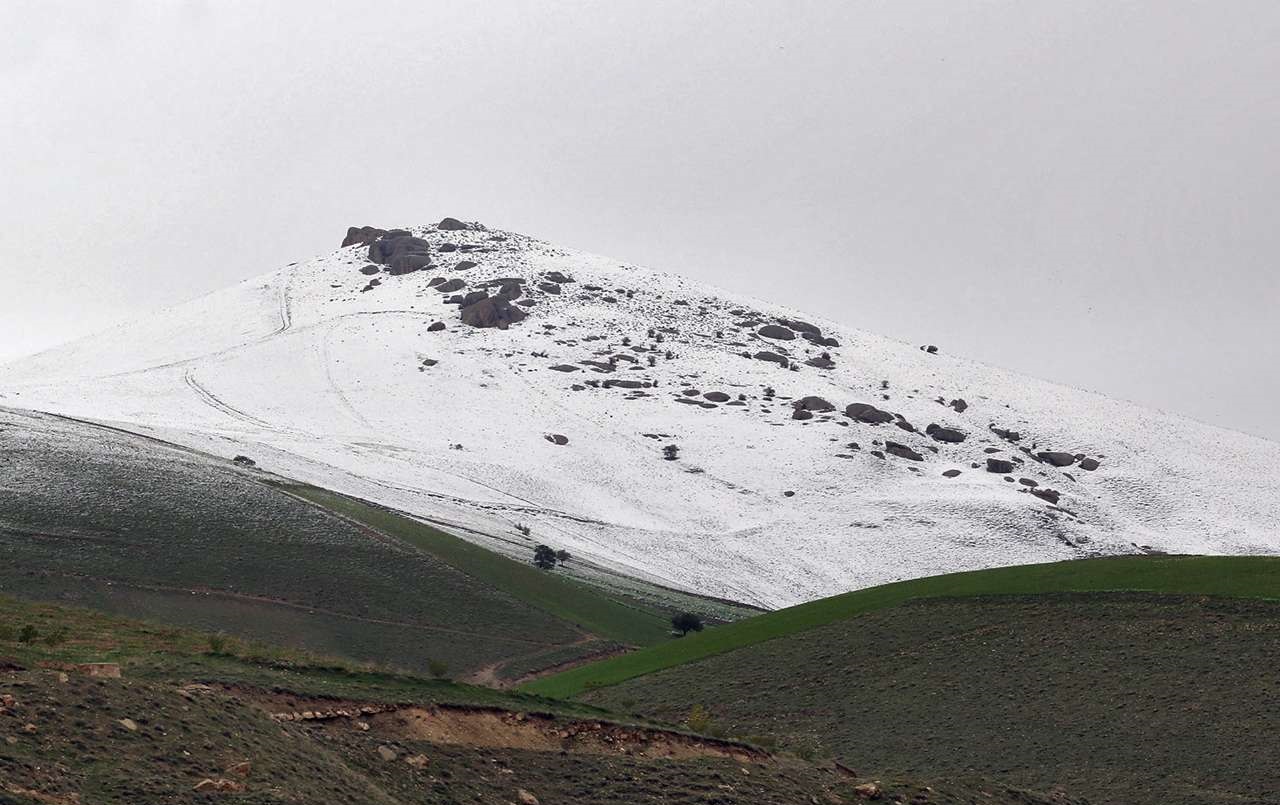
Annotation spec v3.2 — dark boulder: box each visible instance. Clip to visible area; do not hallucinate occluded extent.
[342,226,387,247]
[369,233,431,265]
[436,278,467,293]
[925,424,967,443]
[438,217,468,230]
[805,356,836,369]
[550,364,579,372]
[460,296,527,329]
[427,277,446,287]
[460,290,489,306]
[895,417,917,433]
[845,403,895,424]
[545,434,569,446]
[1019,478,1038,487]
[387,253,431,275]
[1078,457,1101,471]
[544,271,575,284]
[758,324,796,341]
[794,396,834,412]
[498,282,523,299]
[538,282,562,295]
[1030,487,1061,504]
[455,260,477,271]
[803,333,841,348]
[986,458,1015,473]
[885,441,924,461]
[1037,451,1077,467]
[777,318,821,336]
[703,391,731,403]
[603,379,645,389]
[358,264,380,276]
[792,409,814,421]
[427,321,446,332]
[942,469,961,478]
[990,425,1022,442]
[950,399,968,413]
[754,351,789,366]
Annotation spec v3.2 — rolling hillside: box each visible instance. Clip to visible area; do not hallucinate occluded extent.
[2,219,1279,607]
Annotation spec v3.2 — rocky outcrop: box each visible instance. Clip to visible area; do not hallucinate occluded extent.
[342,226,387,247]
[368,231,432,275]
[437,217,469,231]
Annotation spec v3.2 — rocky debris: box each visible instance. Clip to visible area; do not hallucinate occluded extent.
[845,403,895,424]
[437,217,469,230]
[438,243,458,253]
[805,356,836,369]
[777,318,820,336]
[942,469,962,478]
[754,351,789,366]
[358,264,380,276]
[925,424,967,443]
[435,278,466,293]
[1037,451,1077,467]
[517,790,540,805]
[377,745,398,762]
[427,277,445,287]
[950,398,968,413]
[225,761,251,778]
[342,226,387,247]
[885,441,924,461]
[193,778,245,793]
[460,295,527,329]
[232,455,256,467]
[543,271,575,284]
[405,754,431,769]
[920,345,939,354]
[498,282,523,299]
[603,379,646,389]
[427,321,446,332]
[550,364,578,372]
[117,718,138,732]
[792,409,813,421]
[455,260,477,271]
[758,324,796,341]
[852,782,882,800]
[460,290,488,306]
[794,396,834,412]
[538,282,562,295]
[703,391,730,402]
[1030,487,1062,504]
[1078,457,1101,471]
[544,434,569,445]
[986,458,1015,473]
[894,416,917,433]
[1019,478,1038,487]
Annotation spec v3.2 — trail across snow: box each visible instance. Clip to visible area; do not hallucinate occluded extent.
[2,221,1277,608]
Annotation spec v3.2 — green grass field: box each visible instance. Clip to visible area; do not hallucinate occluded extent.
[581,592,1280,805]
[286,485,672,648]
[525,555,1280,697]
[0,595,1085,805]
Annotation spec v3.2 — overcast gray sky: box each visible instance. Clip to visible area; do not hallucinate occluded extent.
[2,1,1277,439]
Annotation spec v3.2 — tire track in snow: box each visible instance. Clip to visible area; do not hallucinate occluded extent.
[183,370,276,430]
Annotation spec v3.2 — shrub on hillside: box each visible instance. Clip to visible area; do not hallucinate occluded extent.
[533,544,558,570]
[671,612,704,636]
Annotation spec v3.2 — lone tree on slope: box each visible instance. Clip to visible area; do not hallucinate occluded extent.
[671,612,704,636]
[533,544,558,570]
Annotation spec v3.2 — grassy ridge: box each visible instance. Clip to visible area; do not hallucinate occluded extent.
[524,555,1280,697]
[287,485,672,648]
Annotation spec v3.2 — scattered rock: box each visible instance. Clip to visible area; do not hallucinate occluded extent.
[986,458,1015,473]
[544,271,575,284]
[455,260,477,271]
[435,278,466,293]
[358,264,380,276]
[758,324,796,341]
[990,425,1022,442]
[460,296,527,329]
[950,398,968,413]
[942,469,961,477]
[1078,457,1101,471]
[703,392,730,402]
[794,396,834,412]
[1037,451,1077,467]
[925,424,967,443]
[754,351,789,366]
[538,282,562,295]
[1019,478,1038,487]
[117,718,138,732]
[852,782,882,800]
[805,356,835,369]
[193,778,245,793]
[544,434,569,445]
[517,790,540,805]
[437,217,469,230]
[845,403,895,424]
[377,745,398,762]
[550,364,579,372]
[1030,487,1062,504]
[427,321,446,332]
[405,754,431,769]
[792,409,814,421]
[884,441,924,461]
[225,761,251,778]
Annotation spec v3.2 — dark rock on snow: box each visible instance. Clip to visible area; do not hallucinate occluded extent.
[794,396,834,412]
[437,217,469,231]
[460,296,527,329]
[758,324,796,341]
[342,226,387,247]
[885,441,924,461]
[925,424,967,443]
[427,321,446,332]
[1037,451,1077,467]
[845,403,895,424]
[986,458,1016,474]
[545,434,569,446]
[754,351,789,366]
[1078,457,1101,471]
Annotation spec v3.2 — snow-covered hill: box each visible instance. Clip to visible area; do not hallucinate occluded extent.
[3,219,1277,607]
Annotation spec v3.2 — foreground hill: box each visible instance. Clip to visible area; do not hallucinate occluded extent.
[575,584,1280,804]
[2,220,1278,606]
[0,406,741,681]
[0,596,1084,805]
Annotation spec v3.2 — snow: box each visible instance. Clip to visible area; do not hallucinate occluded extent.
[3,222,1278,609]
